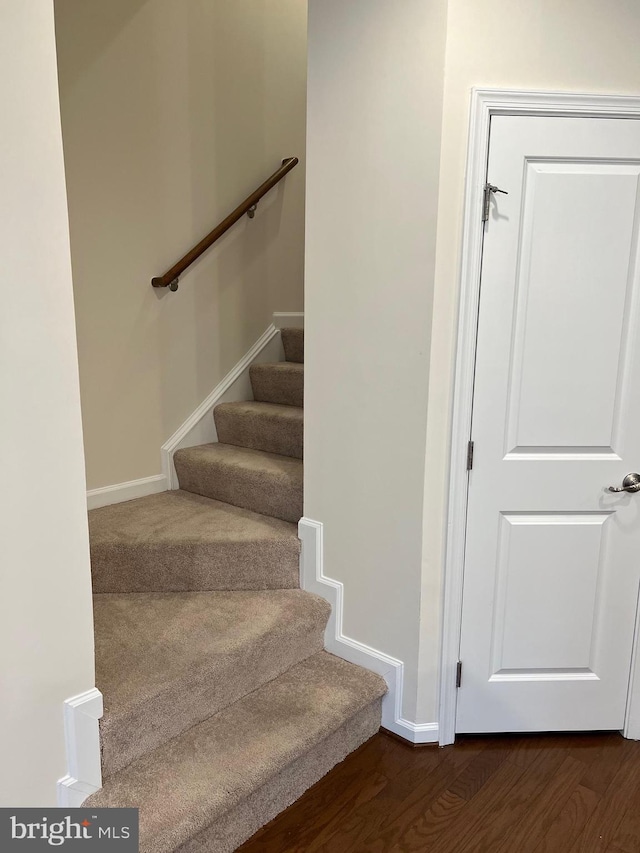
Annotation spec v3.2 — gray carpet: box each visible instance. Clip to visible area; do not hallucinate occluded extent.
[86,652,386,853]
[250,361,303,407]
[214,401,303,459]
[87,328,386,850]
[174,442,302,523]
[90,490,300,593]
[95,589,330,777]
[281,327,303,364]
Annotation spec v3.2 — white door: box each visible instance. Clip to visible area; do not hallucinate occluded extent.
[457,115,640,733]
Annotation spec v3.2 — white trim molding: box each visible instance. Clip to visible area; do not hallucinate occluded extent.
[87,474,167,510]
[57,688,103,807]
[161,323,284,488]
[624,582,640,740]
[299,518,438,745]
[273,312,304,329]
[440,88,640,747]
[88,320,296,504]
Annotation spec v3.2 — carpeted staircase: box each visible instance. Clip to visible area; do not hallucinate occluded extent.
[85,328,386,853]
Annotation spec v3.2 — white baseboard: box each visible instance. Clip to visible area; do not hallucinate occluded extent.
[161,323,285,488]
[87,318,298,503]
[298,518,439,745]
[273,312,304,329]
[57,775,100,808]
[87,474,168,510]
[57,688,103,807]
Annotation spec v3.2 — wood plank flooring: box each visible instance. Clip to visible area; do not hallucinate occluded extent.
[237,731,640,852]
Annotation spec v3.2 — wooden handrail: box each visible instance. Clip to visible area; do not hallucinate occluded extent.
[152,157,299,291]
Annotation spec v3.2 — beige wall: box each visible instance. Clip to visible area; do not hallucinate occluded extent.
[305,0,448,721]
[49,0,640,739]
[418,0,640,722]
[307,0,640,729]
[55,0,307,490]
[0,0,95,805]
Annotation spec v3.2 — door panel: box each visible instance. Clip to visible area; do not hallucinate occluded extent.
[509,163,640,453]
[491,512,609,673]
[457,115,640,733]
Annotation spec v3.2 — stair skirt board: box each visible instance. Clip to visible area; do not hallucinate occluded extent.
[87,320,304,509]
[85,323,287,509]
[162,323,287,489]
[298,517,440,746]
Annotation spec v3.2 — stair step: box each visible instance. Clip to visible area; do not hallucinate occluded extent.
[214,401,303,459]
[174,443,302,523]
[86,652,386,853]
[94,589,330,778]
[89,490,300,593]
[281,327,303,363]
[250,361,303,407]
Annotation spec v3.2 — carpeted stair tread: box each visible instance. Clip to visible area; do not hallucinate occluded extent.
[95,590,330,777]
[281,327,304,364]
[174,443,302,523]
[89,490,300,593]
[250,361,303,407]
[214,401,303,459]
[86,651,386,853]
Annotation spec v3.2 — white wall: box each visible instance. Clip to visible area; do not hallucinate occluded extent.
[0,0,95,805]
[418,0,640,722]
[55,0,307,490]
[305,0,448,721]
[307,0,640,731]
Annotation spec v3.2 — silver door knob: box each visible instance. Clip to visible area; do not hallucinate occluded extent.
[608,473,640,493]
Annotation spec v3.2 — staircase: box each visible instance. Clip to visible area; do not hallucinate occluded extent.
[85,328,386,853]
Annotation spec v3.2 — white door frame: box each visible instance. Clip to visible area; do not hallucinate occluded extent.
[439,88,640,746]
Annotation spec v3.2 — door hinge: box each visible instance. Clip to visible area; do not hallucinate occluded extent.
[482,182,508,222]
[466,440,474,471]
[456,660,463,689]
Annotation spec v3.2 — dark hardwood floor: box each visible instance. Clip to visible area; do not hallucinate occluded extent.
[237,730,640,852]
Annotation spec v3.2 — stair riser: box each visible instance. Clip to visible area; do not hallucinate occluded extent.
[100,617,328,779]
[91,539,300,593]
[174,702,382,853]
[281,328,304,364]
[250,365,303,407]
[214,407,303,460]
[174,452,302,523]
